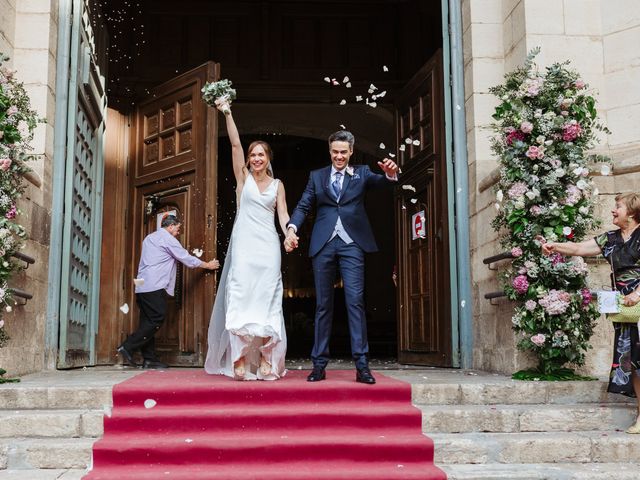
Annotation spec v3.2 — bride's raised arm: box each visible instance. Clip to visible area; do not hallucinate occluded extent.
[217,101,246,188]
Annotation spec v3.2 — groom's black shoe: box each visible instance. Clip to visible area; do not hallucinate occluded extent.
[307,366,326,382]
[117,345,139,368]
[356,367,376,384]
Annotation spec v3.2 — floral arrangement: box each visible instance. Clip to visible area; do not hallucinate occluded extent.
[0,53,39,349]
[490,48,610,379]
[201,79,236,114]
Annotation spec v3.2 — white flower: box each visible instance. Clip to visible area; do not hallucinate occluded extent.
[525,188,540,200]
[555,168,565,178]
[514,199,525,210]
[579,206,589,215]
[536,135,546,144]
[345,166,354,176]
[5,306,11,313]
[496,190,504,202]
[563,226,572,235]
[576,179,589,190]
[600,164,611,176]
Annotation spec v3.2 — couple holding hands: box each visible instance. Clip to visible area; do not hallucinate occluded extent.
[203,99,398,383]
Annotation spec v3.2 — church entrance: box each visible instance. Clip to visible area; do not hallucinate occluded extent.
[86,0,452,367]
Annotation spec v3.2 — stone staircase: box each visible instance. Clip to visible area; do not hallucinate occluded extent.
[1,368,640,479]
[390,370,640,479]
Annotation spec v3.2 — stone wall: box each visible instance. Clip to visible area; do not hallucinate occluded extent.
[464,0,640,376]
[0,0,57,376]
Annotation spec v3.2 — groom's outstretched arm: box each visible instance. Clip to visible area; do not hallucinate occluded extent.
[365,158,399,190]
[288,172,316,231]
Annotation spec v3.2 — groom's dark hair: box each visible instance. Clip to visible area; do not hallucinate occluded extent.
[328,130,355,149]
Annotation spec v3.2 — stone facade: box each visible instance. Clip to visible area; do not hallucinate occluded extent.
[0,0,58,375]
[1,0,639,377]
[465,0,640,375]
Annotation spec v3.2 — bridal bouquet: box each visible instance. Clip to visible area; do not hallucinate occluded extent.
[201,79,237,115]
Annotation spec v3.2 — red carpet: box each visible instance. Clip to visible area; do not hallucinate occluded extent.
[84,370,446,479]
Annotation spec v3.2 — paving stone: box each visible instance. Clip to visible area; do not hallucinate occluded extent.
[0,411,82,438]
[412,383,462,405]
[518,404,635,432]
[47,387,112,409]
[422,405,521,433]
[80,411,104,437]
[19,438,93,469]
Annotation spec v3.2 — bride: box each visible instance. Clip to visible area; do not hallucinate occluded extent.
[204,100,289,380]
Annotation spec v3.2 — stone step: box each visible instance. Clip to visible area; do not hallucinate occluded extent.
[0,410,104,438]
[431,431,640,464]
[440,462,640,480]
[407,379,633,406]
[0,470,85,479]
[0,386,113,410]
[0,438,93,470]
[420,403,636,433]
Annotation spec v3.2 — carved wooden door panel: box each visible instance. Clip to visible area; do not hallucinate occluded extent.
[126,62,219,366]
[395,51,452,366]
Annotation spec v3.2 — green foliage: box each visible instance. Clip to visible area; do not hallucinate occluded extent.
[490,49,610,377]
[0,53,41,350]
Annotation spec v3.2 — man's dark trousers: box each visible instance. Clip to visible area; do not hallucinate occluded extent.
[121,289,167,361]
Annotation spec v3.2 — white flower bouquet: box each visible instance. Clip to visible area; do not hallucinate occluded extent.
[201,79,237,115]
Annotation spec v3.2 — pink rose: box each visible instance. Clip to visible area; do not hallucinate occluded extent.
[562,122,582,142]
[512,275,529,295]
[7,105,18,116]
[526,145,545,159]
[511,247,523,258]
[530,205,542,216]
[506,130,525,146]
[525,300,537,311]
[0,158,11,171]
[5,205,16,219]
[531,333,546,346]
[574,79,586,89]
[520,121,534,134]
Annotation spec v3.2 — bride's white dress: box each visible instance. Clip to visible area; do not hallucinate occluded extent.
[204,174,287,380]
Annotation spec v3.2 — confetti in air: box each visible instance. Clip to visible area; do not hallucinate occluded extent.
[346,82,352,88]
[339,99,347,105]
[379,143,386,149]
[399,145,406,151]
[119,303,130,314]
[192,248,203,258]
[402,185,416,192]
[413,139,421,146]
[144,399,157,409]
[324,77,331,83]
[389,153,396,158]
[340,124,346,129]
[383,65,389,72]
[343,76,350,83]
[369,102,377,108]
[355,95,363,102]
[410,198,418,204]
[404,138,412,144]
[133,278,145,286]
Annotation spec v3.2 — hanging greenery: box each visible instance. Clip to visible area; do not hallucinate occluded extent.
[0,53,40,350]
[490,48,610,380]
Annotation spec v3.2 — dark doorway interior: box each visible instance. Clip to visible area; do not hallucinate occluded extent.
[217,135,396,358]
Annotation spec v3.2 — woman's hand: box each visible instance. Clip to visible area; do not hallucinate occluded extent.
[622,291,640,307]
[214,98,231,115]
[541,242,556,256]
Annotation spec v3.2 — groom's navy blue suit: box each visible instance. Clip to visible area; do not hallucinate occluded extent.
[288,164,394,369]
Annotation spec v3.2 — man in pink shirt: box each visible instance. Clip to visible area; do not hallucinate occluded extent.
[117,215,219,369]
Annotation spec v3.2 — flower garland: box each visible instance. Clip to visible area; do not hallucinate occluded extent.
[0,53,39,349]
[490,48,610,378]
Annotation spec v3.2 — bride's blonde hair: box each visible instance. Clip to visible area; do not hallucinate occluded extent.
[245,141,274,177]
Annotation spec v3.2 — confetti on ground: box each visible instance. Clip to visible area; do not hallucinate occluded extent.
[144,399,157,409]
[601,164,611,175]
[185,438,193,443]
[379,143,386,149]
[192,248,203,258]
[133,278,144,286]
[119,303,129,314]
[402,185,416,192]
[339,99,346,105]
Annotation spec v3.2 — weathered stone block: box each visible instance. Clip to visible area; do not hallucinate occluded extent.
[0,412,81,438]
[498,434,591,463]
[80,412,104,437]
[412,383,461,405]
[422,406,520,433]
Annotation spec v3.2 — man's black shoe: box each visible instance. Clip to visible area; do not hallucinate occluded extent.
[356,367,376,384]
[117,345,139,368]
[307,367,326,382]
[142,359,169,369]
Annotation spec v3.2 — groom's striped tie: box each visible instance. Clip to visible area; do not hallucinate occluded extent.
[332,171,342,199]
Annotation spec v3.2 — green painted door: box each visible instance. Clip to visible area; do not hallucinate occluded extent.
[58,0,107,367]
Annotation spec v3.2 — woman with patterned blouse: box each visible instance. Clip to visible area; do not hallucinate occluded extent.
[542,192,640,434]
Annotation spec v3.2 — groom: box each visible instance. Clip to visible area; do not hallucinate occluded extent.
[285,130,398,384]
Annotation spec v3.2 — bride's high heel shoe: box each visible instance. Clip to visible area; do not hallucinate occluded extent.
[233,358,246,380]
[259,356,271,376]
[626,417,640,434]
